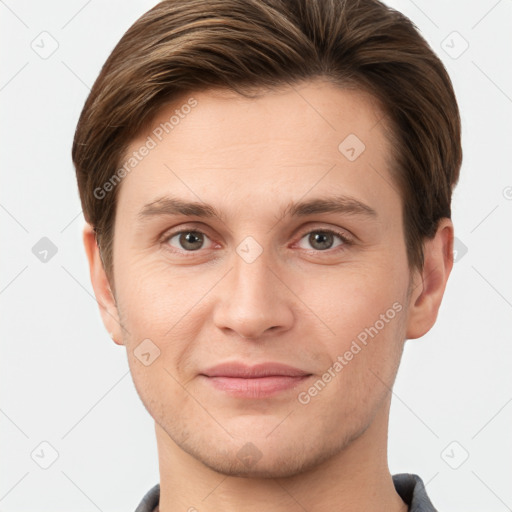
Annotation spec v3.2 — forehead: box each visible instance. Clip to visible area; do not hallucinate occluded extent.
[117,79,398,221]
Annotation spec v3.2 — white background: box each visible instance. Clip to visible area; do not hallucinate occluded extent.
[1,0,511,510]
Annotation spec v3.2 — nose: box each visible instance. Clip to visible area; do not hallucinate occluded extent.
[212,247,295,340]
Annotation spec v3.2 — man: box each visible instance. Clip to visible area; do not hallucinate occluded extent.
[72,0,461,510]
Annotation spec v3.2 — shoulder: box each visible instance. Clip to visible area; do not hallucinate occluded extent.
[392,473,438,512]
[134,483,160,512]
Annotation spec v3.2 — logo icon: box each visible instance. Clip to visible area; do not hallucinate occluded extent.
[134,338,161,366]
[31,441,59,469]
[236,236,263,264]
[441,31,469,60]
[32,237,58,263]
[31,31,59,60]
[441,441,469,470]
[338,134,366,162]
[237,442,263,468]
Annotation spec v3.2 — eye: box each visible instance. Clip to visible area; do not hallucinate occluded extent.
[165,230,214,251]
[297,229,351,251]
[161,226,352,256]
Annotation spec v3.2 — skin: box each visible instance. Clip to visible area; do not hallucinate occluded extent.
[84,79,453,512]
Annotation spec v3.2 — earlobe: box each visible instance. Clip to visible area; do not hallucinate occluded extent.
[405,218,454,340]
[82,223,124,345]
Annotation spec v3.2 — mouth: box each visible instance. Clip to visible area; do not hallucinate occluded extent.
[201,375,312,398]
[199,361,313,399]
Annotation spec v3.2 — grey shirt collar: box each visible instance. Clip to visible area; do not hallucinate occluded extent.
[135,473,437,512]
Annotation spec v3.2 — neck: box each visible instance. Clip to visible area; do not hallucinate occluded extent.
[155,397,407,512]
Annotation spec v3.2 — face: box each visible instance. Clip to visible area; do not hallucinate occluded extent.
[105,80,415,477]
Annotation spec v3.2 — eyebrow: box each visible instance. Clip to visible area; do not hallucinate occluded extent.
[137,194,378,223]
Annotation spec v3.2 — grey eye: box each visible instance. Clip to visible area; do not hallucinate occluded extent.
[298,231,345,251]
[168,231,212,251]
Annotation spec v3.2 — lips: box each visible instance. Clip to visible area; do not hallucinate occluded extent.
[200,361,311,378]
[199,362,312,399]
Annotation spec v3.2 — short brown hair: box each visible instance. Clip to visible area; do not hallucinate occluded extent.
[72,0,462,283]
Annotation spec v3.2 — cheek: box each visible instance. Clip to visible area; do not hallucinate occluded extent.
[296,263,408,397]
[115,257,210,337]
[116,270,202,425]
[294,284,407,425]
[114,259,224,397]
[302,263,407,343]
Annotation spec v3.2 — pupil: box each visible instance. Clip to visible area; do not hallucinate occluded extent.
[181,231,203,250]
[310,232,333,250]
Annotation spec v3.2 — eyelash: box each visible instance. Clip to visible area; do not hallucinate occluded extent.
[160,226,353,256]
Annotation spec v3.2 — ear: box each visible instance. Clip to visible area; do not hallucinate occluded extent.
[405,218,454,340]
[82,223,124,345]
